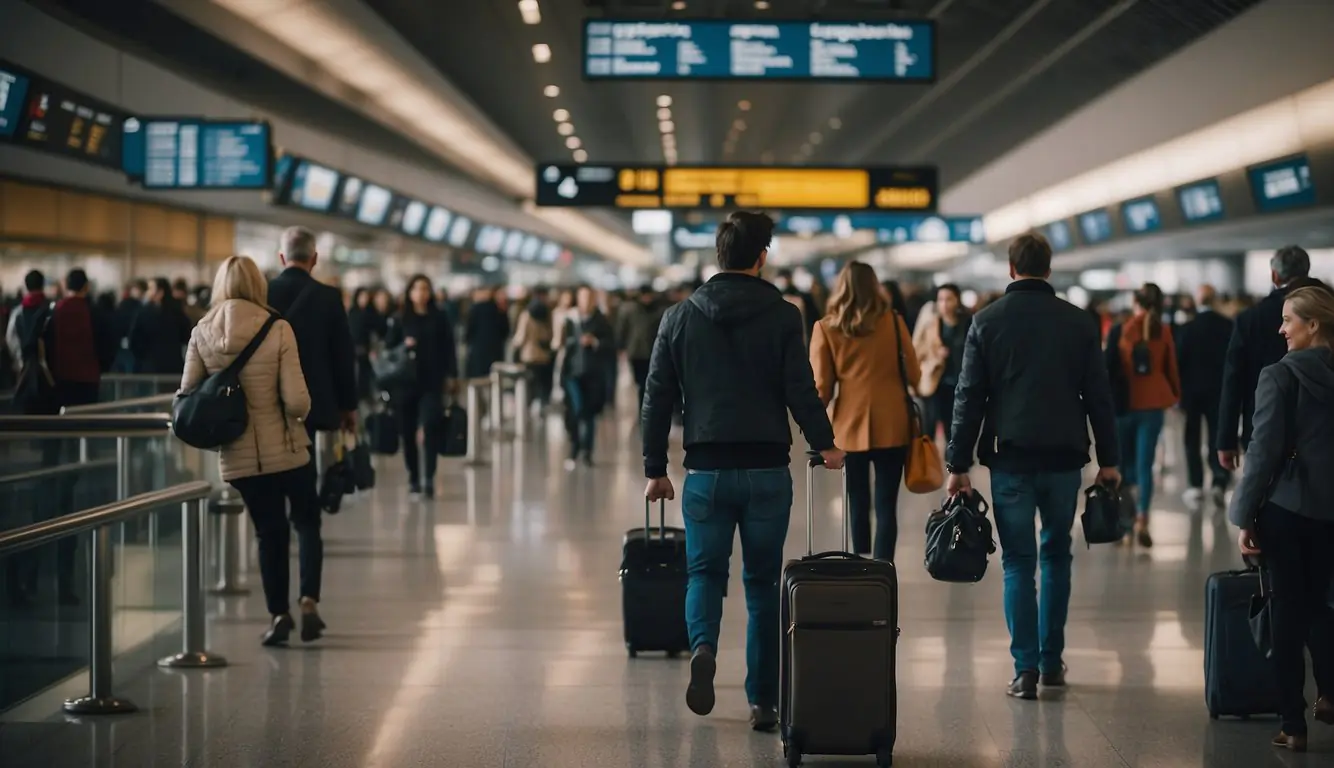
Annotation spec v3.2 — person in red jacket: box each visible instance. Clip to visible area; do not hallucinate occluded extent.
[50,268,102,408]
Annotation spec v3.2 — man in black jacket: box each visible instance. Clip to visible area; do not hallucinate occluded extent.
[1217,245,1311,471]
[1176,285,1234,506]
[946,232,1120,701]
[642,211,843,733]
[269,226,358,438]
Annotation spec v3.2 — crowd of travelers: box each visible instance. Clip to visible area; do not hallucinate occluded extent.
[4,214,1333,751]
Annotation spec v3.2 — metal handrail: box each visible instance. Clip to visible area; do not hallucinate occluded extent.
[0,413,171,438]
[62,394,175,415]
[0,480,212,556]
[0,457,118,487]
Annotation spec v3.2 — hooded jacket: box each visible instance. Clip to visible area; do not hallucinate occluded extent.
[181,299,312,481]
[641,273,835,479]
[1228,347,1334,527]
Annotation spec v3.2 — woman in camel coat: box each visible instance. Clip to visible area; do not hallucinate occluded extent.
[810,261,921,561]
[181,255,323,647]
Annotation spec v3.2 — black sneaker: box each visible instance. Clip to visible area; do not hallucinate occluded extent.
[1041,663,1068,687]
[1007,671,1038,700]
[261,614,295,647]
[408,482,421,496]
[685,645,717,716]
[749,703,778,732]
[422,484,435,500]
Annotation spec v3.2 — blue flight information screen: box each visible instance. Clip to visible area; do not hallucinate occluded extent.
[1248,155,1316,212]
[0,66,30,139]
[583,20,934,81]
[123,118,272,189]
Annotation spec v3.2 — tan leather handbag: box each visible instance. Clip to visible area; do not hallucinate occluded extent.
[892,315,944,494]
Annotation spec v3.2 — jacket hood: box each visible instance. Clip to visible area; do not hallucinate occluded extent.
[196,299,273,357]
[687,273,785,327]
[1282,347,1334,404]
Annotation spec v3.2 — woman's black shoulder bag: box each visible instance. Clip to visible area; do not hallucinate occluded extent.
[172,313,280,450]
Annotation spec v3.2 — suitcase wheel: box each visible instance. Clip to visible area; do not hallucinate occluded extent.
[783,739,801,767]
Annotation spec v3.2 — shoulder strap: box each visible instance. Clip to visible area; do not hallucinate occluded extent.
[221,313,280,377]
[890,311,912,407]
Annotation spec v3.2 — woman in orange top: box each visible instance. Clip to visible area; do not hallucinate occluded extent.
[810,262,921,561]
[1109,283,1181,547]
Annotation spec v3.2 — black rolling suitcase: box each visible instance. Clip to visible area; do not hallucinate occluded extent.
[620,499,689,658]
[781,456,898,768]
[1204,566,1280,719]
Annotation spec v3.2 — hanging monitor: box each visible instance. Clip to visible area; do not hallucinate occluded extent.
[123,118,272,189]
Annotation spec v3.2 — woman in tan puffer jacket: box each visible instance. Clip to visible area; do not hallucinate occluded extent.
[181,255,324,647]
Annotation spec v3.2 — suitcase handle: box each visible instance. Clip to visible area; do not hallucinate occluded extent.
[805,451,849,556]
[643,498,667,542]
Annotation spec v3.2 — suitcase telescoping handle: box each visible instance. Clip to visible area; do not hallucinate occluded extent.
[643,498,667,542]
[806,452,850,556]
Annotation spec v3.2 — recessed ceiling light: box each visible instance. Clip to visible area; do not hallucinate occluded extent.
[657,94,672,108]
[553,108,569,122]
[566,136,581,149]
[671,0,686,9]
[543,85,560,98]
[518,0,541,25]
[657,107,672,120]
[828,117,842,130]
[573,148,588,162]
[532,43,551,63]
[733,119,747,131]
[660,120,675,133]
[738,100,751,111]
[557,122,575,136]
[810,132,822,144]
[754,0,770,9]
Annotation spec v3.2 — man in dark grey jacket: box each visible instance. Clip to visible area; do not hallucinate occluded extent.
[947,232,1120,701]
[642,211,843,732]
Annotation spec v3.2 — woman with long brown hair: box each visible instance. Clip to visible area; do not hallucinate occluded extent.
[1107,282,1180,548]
[809,261,921,561]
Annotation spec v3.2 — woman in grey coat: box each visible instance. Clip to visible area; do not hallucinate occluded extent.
[1231,286,1334,752]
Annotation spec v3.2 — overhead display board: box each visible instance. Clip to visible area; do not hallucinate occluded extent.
[583,20,934,81]
[1043,221,1073,252]
[287,159,339,212]
[1121,197,1162,235]
[122,118,272,189]
[1177,179,1225,223]
[536,164,937,211]
[1077,209,1113,245]
[0,59,124,170]
[1248,155,1315,212]
[778,213,981,242]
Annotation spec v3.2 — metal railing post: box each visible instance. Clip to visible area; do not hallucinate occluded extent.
[115,437,129,500]
[159,498,227,669]
[63,523,136,715]
[489,370,504,434]
[208,495,249,596]
[464,379,486,466]
[514,372,530,440]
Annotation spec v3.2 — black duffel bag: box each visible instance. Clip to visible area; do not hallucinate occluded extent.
[172,313,279,450]
[924,491,996,583]
[1081,483,1129,546]
[372,346,417,391]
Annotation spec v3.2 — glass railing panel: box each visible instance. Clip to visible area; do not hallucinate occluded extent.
[0,530,93,711]
[111,504,184,667]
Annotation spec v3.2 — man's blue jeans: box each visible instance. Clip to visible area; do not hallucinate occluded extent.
[681,467,792,706]
[990,470,1083,677]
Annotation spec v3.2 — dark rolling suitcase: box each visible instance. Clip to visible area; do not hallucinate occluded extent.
[1204,567,1280,719]
[620,499,689,658]
[436,404,468,457]
[782,456,898,768]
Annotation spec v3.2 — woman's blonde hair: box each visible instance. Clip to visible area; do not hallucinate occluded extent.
[1286,286,1334,343]
[210,256,268,307]
[824,261,888,337]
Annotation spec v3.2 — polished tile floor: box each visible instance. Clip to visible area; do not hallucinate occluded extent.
[0,404,1327,767]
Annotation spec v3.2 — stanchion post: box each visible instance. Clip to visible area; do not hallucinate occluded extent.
[63,524,136,715]
[208,497,249,596]
[465,379,486,466]
[159,498,227,669]
[489,370,504,434]
[514,372,529,440]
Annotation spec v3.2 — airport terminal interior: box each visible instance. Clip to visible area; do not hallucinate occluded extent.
[2,0,1334,765]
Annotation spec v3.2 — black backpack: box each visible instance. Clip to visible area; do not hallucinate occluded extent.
[172,313,279,450]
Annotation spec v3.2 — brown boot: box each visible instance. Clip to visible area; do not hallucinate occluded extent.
[1134,519,1153,549]
[1315,697,1334,725]
[1272,732,1307,752]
